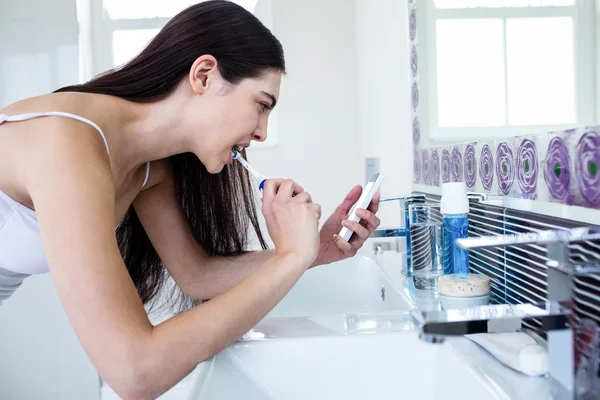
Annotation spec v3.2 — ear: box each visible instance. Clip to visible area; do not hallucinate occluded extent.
[188,55,219,95]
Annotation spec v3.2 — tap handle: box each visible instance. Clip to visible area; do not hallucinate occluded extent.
[456,227,600,251]
[414,301,571,336]
[379,194,427,205]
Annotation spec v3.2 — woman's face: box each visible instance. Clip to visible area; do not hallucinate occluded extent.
[185,59,282,173]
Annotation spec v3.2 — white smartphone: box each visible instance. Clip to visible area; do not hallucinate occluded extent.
[338,173,385,242]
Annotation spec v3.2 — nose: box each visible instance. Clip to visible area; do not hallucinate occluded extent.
[252,119,268,143]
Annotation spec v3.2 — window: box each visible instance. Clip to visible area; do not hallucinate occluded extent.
[79,0,258,76]
[421,0,595,142]
[76,0,278,148]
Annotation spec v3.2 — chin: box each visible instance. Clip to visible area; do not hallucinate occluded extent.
[205,162,225,174]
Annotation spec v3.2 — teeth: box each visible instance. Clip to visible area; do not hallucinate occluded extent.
[233,145,243,152]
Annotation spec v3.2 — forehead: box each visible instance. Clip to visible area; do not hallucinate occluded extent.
[239,70,282,97]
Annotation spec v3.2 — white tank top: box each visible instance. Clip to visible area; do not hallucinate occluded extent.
[0,112,151,306]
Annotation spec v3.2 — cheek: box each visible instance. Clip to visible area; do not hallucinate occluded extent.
[232,105,259,135]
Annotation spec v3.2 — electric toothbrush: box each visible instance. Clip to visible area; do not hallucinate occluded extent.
[232,150,268,192]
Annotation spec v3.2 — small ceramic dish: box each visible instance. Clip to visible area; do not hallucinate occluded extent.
[439,293,490,310]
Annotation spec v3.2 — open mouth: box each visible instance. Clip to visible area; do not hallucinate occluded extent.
[232,145,244,153]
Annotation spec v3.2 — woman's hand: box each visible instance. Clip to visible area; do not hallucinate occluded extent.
[261,179,322,267]
[311,185,381,267]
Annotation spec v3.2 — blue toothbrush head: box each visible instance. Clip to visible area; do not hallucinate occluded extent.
[258,179,266,192]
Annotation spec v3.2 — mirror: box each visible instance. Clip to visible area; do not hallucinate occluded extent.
[414,0,599,148]
[410,0,600,222]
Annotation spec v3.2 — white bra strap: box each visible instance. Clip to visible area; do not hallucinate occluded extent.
[141,161,150,188]
[0,112,110,155]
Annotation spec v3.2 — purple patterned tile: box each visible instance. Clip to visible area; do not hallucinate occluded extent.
[413,116,420,144]
[422,150,430,186]
[516,138,538,200]
[441,149,450,184]
[479,143,494,191]
[414,150,421,184]
[409,9,417,42]
[452,146,463,182]
[496,141,515,195]
[464,144,476,188]
[411,45,418,78]
[411,82,419,111]
[575,131,600,207]
[431,149,440,187]
[544,136,571,201]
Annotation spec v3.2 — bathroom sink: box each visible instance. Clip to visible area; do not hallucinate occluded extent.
[184,254,561,400]
[189,331,506,400]
[183,251,502,399]
[266,255,414,318]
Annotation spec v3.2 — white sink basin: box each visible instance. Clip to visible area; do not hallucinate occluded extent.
[191,332,505,400]
[185,254,559,400]
[267,255,414,318]
[188,256,556,400]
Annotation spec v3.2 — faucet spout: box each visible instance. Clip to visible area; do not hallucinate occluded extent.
[412,301,570,338]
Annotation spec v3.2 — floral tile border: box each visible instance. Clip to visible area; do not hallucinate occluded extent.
[408,0,600,210]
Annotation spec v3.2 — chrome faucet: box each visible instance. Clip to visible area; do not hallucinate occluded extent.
[369,194,426,238]
[369,192,490,276]
[413,301,570,342]
[412,227,600,398]
[369,195,426,276]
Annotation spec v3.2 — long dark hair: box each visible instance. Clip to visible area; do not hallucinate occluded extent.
[55,0,285,312]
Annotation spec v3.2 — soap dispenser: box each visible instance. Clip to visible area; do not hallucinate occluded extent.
[440,182,469,276]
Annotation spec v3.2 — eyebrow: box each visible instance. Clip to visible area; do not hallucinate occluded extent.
[261,91,277,108]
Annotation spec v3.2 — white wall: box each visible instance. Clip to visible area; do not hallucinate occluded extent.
[0,0,79,106]
[247,0,362,223]
[0,1,100,399]
[249,0,415,239]
[354,0,413,228]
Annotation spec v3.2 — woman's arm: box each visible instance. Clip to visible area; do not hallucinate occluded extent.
[28,122,318,399]
[134,162,382,300]
[133,159,278,300]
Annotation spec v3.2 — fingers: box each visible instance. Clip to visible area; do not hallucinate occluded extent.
[290,181,305,196]
[341,219,370,241]
[263,179,305,200]
[293,191,313,204]
[367,192,381,214]
[327,189,382,257]
[335,185,362,215]
[342,201,382,249]
[333,234,353,253]
[263,178,285,200]
[277,179,304,198]
[309,203,321,220]
[355,207,381,231]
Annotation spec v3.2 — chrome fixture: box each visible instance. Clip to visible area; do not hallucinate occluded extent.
[413,227,600,398]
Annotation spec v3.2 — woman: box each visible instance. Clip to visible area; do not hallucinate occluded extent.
[0,1,380,398]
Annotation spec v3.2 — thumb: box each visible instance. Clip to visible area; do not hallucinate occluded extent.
[336,185,362,215]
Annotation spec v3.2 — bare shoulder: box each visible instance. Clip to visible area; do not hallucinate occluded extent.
[18,116,114,204]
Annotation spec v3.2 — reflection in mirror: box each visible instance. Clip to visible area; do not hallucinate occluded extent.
[410,0,600,222]
[417,0,598,146]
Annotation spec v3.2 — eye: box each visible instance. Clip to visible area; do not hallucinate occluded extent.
[259,103,271,113]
